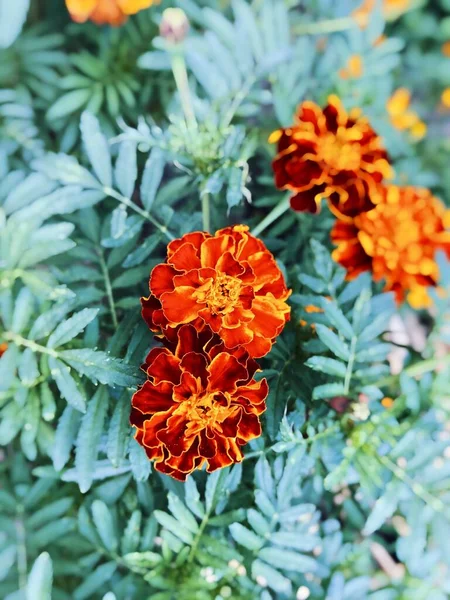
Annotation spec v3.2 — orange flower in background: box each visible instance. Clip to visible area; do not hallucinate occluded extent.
[386,89,427,140]
[442,42,450,58]
[142,225,291,358]
[331,186,450,308]
[0,343,7,358]
[130,325,267,480]
[65,0,158,25]
[339,55,364,80]
[441,88,450,109]
[270,96,392,218]
[353,0,410,27]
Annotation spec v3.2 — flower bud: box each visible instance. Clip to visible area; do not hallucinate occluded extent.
[160,8,189,44]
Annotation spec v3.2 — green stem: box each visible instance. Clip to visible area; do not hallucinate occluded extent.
[15,505,28,590]
[293,16,357,36]
[376,354,450,388]
[222,74,256,128]
[188,509,211,564]
[97,247,118,328]
[103,187,174,241]
[170,50,197,129]
[251,195,291,238]
[201,191,211,233]
[3,332,58,357]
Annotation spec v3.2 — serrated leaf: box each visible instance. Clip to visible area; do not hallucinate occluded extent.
[321,299,354,340]
[315,324,350,361]
[258,547,318,573]
[168,492,199,534]
[52,405,82,471]
[140,147,165,211]
[26,552,52,600]
[75,388,108,493]
[229,523,263,551]
[129,438,151,482]
[49,356,86,412]
[305,356,346,378]
[47,308,98,348]
[92,500,118,552]
[107,392,131,468]
[80,112,112,187]
[73,561,117,600]
[59,348,141,387]
[154,511,194,545]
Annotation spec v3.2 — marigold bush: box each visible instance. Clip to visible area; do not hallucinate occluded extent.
[0,1,449,599]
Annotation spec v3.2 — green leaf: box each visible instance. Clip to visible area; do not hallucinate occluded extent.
[168,492,199,534]
[75,388,108,493]
[121,510,142,555]
[315,324,350,361]
[140,147,165,211]
[47,88,91,121]
[59,349,141,387]
[321,299,354,340]
[154,511,194,545]
[107,392,131,467]
[26,552,52,600]
[252,559,291,595]
[184,477,205,519]
[11,287,34,333]
[80,111,112,187]
[129,439,151,482]
[0,546,16,581]
[92,500,118,551]
[229,523,264,551]
[48,356,86,412]
[73,561,117,600]
[52,405,82,471]
[312,382,346,400]
[258,547,318,573]
[47,308,98,348]
[305,356,346,378]
[115,141,137,198]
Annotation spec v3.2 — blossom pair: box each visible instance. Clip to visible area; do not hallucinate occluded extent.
[271,96,450,307]
[131,226,291,480]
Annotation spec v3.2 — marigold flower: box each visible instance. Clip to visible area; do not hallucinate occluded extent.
[142,225,291,358]
[65,0,158,26]
[339,55,364,80]
[386,89,427,140]
[331,186,450,308]
[0,343,7,358]
[442,42,450,58]
[441,88,450,109]
[130,325,268,480]
[353,0,410,27]
[270,96,392,218]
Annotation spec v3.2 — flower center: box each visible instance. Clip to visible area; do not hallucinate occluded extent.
[205,273,242,315]
[184,391,228,429]
[318,130,362,172]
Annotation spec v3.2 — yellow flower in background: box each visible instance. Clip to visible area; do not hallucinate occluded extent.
[386,88,427,140]
[442,41,450,57]
[353,0,411,27]
[66,0,158,26]
[339,55,364,80]
[441,88,450,109]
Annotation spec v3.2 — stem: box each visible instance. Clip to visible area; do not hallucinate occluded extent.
[97,248,118,328]
[222,74,257,128]
[15,505,28,590]
[103,187,174,241]
[376,354,450,388]
[188,509,211,564]
[344,336,357,395]
[251,195,291,238]
[201,191,211,233]
[170,50,197,129]
[3,332,58,357]
[293,16,357,36]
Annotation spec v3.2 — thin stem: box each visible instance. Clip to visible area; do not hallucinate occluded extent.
[344,336,357,395]
[201,191,211,233]
[3,332,58,357]
[222,74,257,128]
[251,195,291,238]
[293,16,357,36]
[170,50,197,129]
[97,248,118,328]
[188,509,211,564]
[103,187,174,241]
[15,505,28,590]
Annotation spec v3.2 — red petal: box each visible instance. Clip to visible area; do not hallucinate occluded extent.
[132,380,174,415]
[150,264,178,297]
[207,352,248,393]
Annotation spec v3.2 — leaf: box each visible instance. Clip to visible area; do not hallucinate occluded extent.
[184,477,205,519]
[47,89,91,121]
[252,559,292,595]
[258,547,318,573]
[363,482,400,535]
[321,299,354,340]
[47,308,98,348]
[52,405,82,471]
[29,300,75,340]
[313,382,346,400]
[400,372,421,412]
[80,111,112,187]
[92,500,118,551]
[110,205,127,239]
[114,141,137,198]
[11,287,34,333]
[59,349,141,387]
[315,324,350,361]
[3,173,55,215]
[75,388,108,493]
[26,552,52,600]
[154,511,194,545]
[73,561,117,600]
[140,147,165,211]
[168,492,199,534]
[121,510,142,555]
[129,438,151,482]
[305,356,347,378]
[229,523,264,551]
[107,392,131,468]
[0,0,30,48]
[48,356,86,412]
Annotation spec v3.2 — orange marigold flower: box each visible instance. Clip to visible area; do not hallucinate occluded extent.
[386,89,427,140]
[270,95,392,218]
[0,342,7,358]
[65,0,158,26]
[339,55,364,80]
[130,325,268,481]
[142,225,291,358]
[353,0,410,27]
[442,41,450,58]
[441,88,450,109]
[331,186,450,308]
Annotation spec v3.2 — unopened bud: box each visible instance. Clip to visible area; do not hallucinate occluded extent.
[160,8,189,44]
[329,395,350,413]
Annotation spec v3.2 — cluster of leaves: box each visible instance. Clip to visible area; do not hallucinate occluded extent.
[1,0,449,599]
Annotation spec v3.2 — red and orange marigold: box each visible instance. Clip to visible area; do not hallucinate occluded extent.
[130,325,268,480]
[331,185,450,308]
[270,95,393,218]
[65,0,158,26]
[142,225,291,358]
